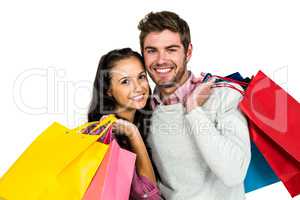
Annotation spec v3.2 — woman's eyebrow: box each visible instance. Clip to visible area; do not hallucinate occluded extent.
[118,76,129,81]
[117,71,146,81]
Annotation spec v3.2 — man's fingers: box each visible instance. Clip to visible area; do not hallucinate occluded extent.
[207,77,216,86]
[191,76,204,84]
[194,81,214,94]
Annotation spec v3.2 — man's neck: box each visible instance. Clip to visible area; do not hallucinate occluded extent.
[159,70,190,98]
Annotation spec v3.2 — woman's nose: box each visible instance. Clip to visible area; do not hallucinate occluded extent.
[132,79,143,93]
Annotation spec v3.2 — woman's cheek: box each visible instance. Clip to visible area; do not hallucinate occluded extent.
[142,82,150,95]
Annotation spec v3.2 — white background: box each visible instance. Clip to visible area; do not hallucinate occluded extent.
[0,0,299,199]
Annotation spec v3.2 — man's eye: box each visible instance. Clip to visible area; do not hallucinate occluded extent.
[147,49,156,54]
[168,48,177,52]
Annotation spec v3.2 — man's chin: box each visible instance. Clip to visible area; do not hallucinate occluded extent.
[157,78,178,88]
[158,82,176,88]
[158,86,178,97]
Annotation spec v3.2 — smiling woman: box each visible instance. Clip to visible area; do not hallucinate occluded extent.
[88,48,150,120]
[107,56,149,115]
[87,48,161,200]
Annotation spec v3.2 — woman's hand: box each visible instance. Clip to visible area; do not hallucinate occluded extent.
[80,115,116,135]
[112,119,140,140]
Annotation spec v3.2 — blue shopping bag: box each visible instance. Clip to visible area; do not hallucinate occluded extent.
[244,141,279,192]
[210,72,280,192]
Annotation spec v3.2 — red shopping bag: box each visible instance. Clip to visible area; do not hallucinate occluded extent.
[83,138,136,200]
[239,70,300,197]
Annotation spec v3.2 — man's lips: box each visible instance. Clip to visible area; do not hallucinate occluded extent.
[152,66,174,74]
[155,68,171,73]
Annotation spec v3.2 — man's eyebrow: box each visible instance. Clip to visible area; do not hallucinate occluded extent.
[144,45,181,50]
[144,46,157,50]
[166,45,181,49]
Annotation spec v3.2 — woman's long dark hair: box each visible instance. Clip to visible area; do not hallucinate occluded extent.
[88,48,152,141]
[88,47,161,181]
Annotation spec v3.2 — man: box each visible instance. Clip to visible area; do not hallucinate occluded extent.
[138,11,251,200]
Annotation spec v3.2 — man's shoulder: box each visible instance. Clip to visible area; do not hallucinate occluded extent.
[213,81,244,97]
[204,81,244,112]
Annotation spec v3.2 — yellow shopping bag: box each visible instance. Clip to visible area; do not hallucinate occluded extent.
[0,115,117,200]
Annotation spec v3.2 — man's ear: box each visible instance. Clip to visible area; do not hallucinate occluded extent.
[186,43,193,62]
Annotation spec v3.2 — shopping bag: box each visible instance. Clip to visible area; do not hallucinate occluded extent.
[239,70,300,197]
[0,115,117,200]
[83,128,136,200]
[244,140,279,193]
[219,72,280,193]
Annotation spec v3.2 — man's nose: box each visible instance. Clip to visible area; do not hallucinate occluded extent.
[156,51,167,65]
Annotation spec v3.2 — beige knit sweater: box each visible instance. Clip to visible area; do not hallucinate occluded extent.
[147,84,251,200]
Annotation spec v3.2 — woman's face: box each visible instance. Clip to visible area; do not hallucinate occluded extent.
[108,56,150,112]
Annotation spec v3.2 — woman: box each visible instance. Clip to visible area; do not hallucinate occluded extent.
[87,48,161,200]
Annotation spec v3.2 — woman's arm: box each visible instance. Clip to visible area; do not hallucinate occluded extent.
[113,119,161,199]
[128,127,157,184]
[113,119,157,184]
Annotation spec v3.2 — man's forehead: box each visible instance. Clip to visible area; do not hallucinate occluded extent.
[144,30,182,48]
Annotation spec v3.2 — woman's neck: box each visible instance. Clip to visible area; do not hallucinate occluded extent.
[115,108,136,123]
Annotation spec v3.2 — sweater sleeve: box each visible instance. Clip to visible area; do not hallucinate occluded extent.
[130,168,161,200]
[184,86,251,187]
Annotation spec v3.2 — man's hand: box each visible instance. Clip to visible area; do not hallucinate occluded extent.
[185,79,215,113]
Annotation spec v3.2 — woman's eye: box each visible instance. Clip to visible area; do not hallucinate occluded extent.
[139,74,147,79]
[121,79,129,85]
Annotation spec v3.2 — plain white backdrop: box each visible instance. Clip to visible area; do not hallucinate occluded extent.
[0,0,299,199]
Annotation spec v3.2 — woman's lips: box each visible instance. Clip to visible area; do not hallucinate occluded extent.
[131,94,145,101]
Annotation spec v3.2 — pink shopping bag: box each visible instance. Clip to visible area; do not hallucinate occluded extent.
[83,139,136,200]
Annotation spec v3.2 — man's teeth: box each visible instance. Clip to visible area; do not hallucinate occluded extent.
[132,95,143,101]
[155,68,171,73]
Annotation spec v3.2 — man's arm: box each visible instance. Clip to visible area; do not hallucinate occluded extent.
[185,86,251,187]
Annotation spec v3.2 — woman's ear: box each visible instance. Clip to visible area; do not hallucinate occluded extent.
[107,88,112,97]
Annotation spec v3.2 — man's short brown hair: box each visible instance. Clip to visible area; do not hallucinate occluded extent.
[138,11,191,53]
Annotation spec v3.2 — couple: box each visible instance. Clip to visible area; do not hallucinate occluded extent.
[87,11,251,200]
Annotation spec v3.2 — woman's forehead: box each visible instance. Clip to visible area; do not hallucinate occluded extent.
[111,58,145,77]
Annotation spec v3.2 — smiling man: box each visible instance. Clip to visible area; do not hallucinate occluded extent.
[142,29,190,94]
[138,11,251,200]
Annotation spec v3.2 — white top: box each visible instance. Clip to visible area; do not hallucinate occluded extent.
[147,83,251,200]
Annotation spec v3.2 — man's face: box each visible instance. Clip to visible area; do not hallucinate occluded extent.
[142,30,192,95]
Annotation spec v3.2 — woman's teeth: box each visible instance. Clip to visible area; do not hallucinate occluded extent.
[155,68,171,73]
[132,95,144,101]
